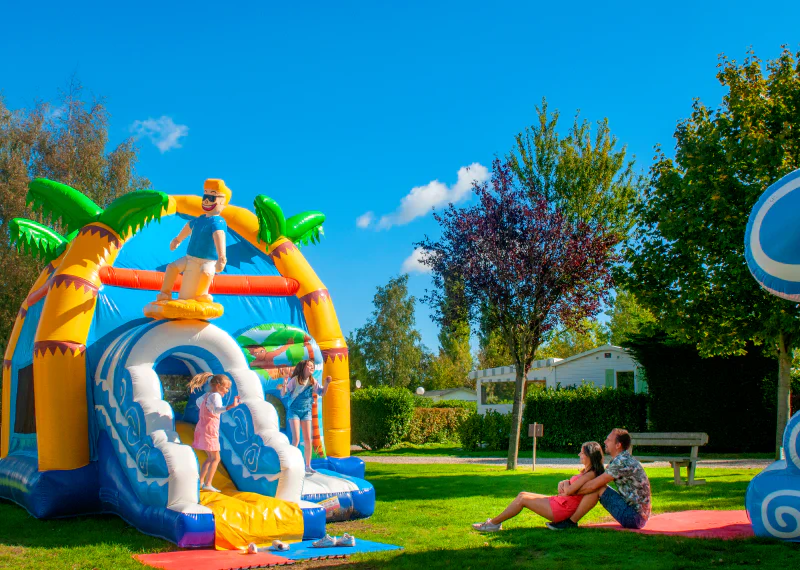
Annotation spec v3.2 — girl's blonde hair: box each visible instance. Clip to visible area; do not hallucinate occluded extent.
[187,372,230,392]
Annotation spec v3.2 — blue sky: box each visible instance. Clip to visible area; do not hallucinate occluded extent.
[2,1,798,351]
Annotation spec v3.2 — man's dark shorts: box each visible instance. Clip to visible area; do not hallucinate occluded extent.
[599,487,647,529]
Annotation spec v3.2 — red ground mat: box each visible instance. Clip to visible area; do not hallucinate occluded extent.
[587,510,754,539]
[134,550,293,570]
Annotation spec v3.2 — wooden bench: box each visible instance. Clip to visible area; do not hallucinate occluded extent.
[630,432,709,486]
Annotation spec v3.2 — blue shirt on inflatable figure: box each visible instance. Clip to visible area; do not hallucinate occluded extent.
[144,179,230,320]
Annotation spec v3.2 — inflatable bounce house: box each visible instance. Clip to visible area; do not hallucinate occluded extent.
[0,179,374,549]
[744,167,800,542]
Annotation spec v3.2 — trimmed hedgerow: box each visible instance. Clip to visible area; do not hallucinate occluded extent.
[432,400,478,412]
[459,385,647,452]
[405,407,471,444]
[351,386,415,450]
[522,385,647,451]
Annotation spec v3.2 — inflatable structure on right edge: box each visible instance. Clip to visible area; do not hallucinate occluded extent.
[744,167,800,541]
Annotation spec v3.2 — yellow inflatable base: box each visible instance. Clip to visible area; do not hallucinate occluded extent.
[143,299,224,320]
[174,421,305,550]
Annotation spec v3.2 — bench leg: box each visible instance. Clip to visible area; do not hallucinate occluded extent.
[687,461,705,486]
[672,462,684,485]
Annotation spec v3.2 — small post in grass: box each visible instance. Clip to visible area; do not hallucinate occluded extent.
[528,423,543,471]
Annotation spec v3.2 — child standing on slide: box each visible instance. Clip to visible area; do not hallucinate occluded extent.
[281,360,332,475]
[188,372,241,492]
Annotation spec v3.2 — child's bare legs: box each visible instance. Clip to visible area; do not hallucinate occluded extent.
[301,419,313,468]
[202,450,221,487]
[491,492,554,525]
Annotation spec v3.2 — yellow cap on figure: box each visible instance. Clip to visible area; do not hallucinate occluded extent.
[204,179,232,204]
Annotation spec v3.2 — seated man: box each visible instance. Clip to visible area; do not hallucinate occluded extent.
[547,428,651,530]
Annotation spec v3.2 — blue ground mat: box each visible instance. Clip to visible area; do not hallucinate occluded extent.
[275,538,403,560]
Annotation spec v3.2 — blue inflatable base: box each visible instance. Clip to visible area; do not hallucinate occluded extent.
[301,504,327,540]
[311,456,366,479]
[97,431,215,548]
[303,469,375,522]
[0,451,101,519]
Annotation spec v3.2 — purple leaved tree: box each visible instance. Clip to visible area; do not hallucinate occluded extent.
[417,160,620,469]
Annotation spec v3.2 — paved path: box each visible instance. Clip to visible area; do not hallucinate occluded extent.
[355,455,771,470]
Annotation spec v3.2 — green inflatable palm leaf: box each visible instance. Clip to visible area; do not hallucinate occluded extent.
[26,179,103,234]
[9,218,69,263]
[254,195,286,245]
[286,211,325,248]
[99,190,170,239]
[254,194,325,247]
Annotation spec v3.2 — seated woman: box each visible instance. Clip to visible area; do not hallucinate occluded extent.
[472,441,605,532]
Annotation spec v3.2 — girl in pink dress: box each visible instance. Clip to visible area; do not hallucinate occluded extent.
[188,372,241,492]
[472,441,605,532]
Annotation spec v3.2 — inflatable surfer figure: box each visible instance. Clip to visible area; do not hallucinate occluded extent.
[145,179,230,320]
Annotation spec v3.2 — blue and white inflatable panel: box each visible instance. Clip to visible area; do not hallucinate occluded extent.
[745,168,800,301]
[746,410,800,541]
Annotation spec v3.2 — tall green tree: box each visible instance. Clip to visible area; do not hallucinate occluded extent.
[621,47,800,456]
[419,160,619,469]
[508,98,644,240]
[476,306,514,369]
[348,275,428,388]
[535,319,606,360]
[472,99,645,372]
[0,82,149,351]
[430,277,473,389]
[604,289,657,346]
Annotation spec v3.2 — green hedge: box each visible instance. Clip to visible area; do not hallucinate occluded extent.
[623,331,783,452]
[351,386,415,450]
[432,400,477,412]
[458,385,647,452]
[523,385,648,451]
[406,408,471,444]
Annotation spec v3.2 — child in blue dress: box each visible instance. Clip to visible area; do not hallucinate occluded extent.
[281,360,331,474]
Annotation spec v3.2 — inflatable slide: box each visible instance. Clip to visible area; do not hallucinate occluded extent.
[0,179,374,549]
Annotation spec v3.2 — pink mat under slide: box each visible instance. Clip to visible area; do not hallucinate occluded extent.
[586,510,754,540]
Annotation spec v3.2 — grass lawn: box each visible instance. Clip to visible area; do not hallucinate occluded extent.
[352,442,774,461]
[1,464,798,569]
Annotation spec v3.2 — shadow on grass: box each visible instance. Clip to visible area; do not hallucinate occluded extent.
[0,499,172,552]
[340,527,800,570]
[367,467,752,511]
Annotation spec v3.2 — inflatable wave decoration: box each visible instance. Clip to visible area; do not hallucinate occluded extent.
[745,168,800,301]
[746,410,800,541]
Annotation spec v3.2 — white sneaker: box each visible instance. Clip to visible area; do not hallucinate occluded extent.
[271,539,290,551]
[201,484,221,493]
[312,534,336,548]
[472,519,502,532]
[335,533,356,547]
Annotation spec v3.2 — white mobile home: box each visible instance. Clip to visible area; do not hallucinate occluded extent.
[468,344,644,416]
[424,388,478,402]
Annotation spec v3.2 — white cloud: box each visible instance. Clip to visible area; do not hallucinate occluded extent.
[401,247,432,274]
[376,163,490,230]
[130,116,189,153]
[356,211,375,229]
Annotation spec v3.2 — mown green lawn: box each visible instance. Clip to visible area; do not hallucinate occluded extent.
[1,464,798,569]
[352,442,774,461]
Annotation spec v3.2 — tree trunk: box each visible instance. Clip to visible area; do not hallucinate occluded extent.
[776,332,792,460]
[506,365,526,470]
